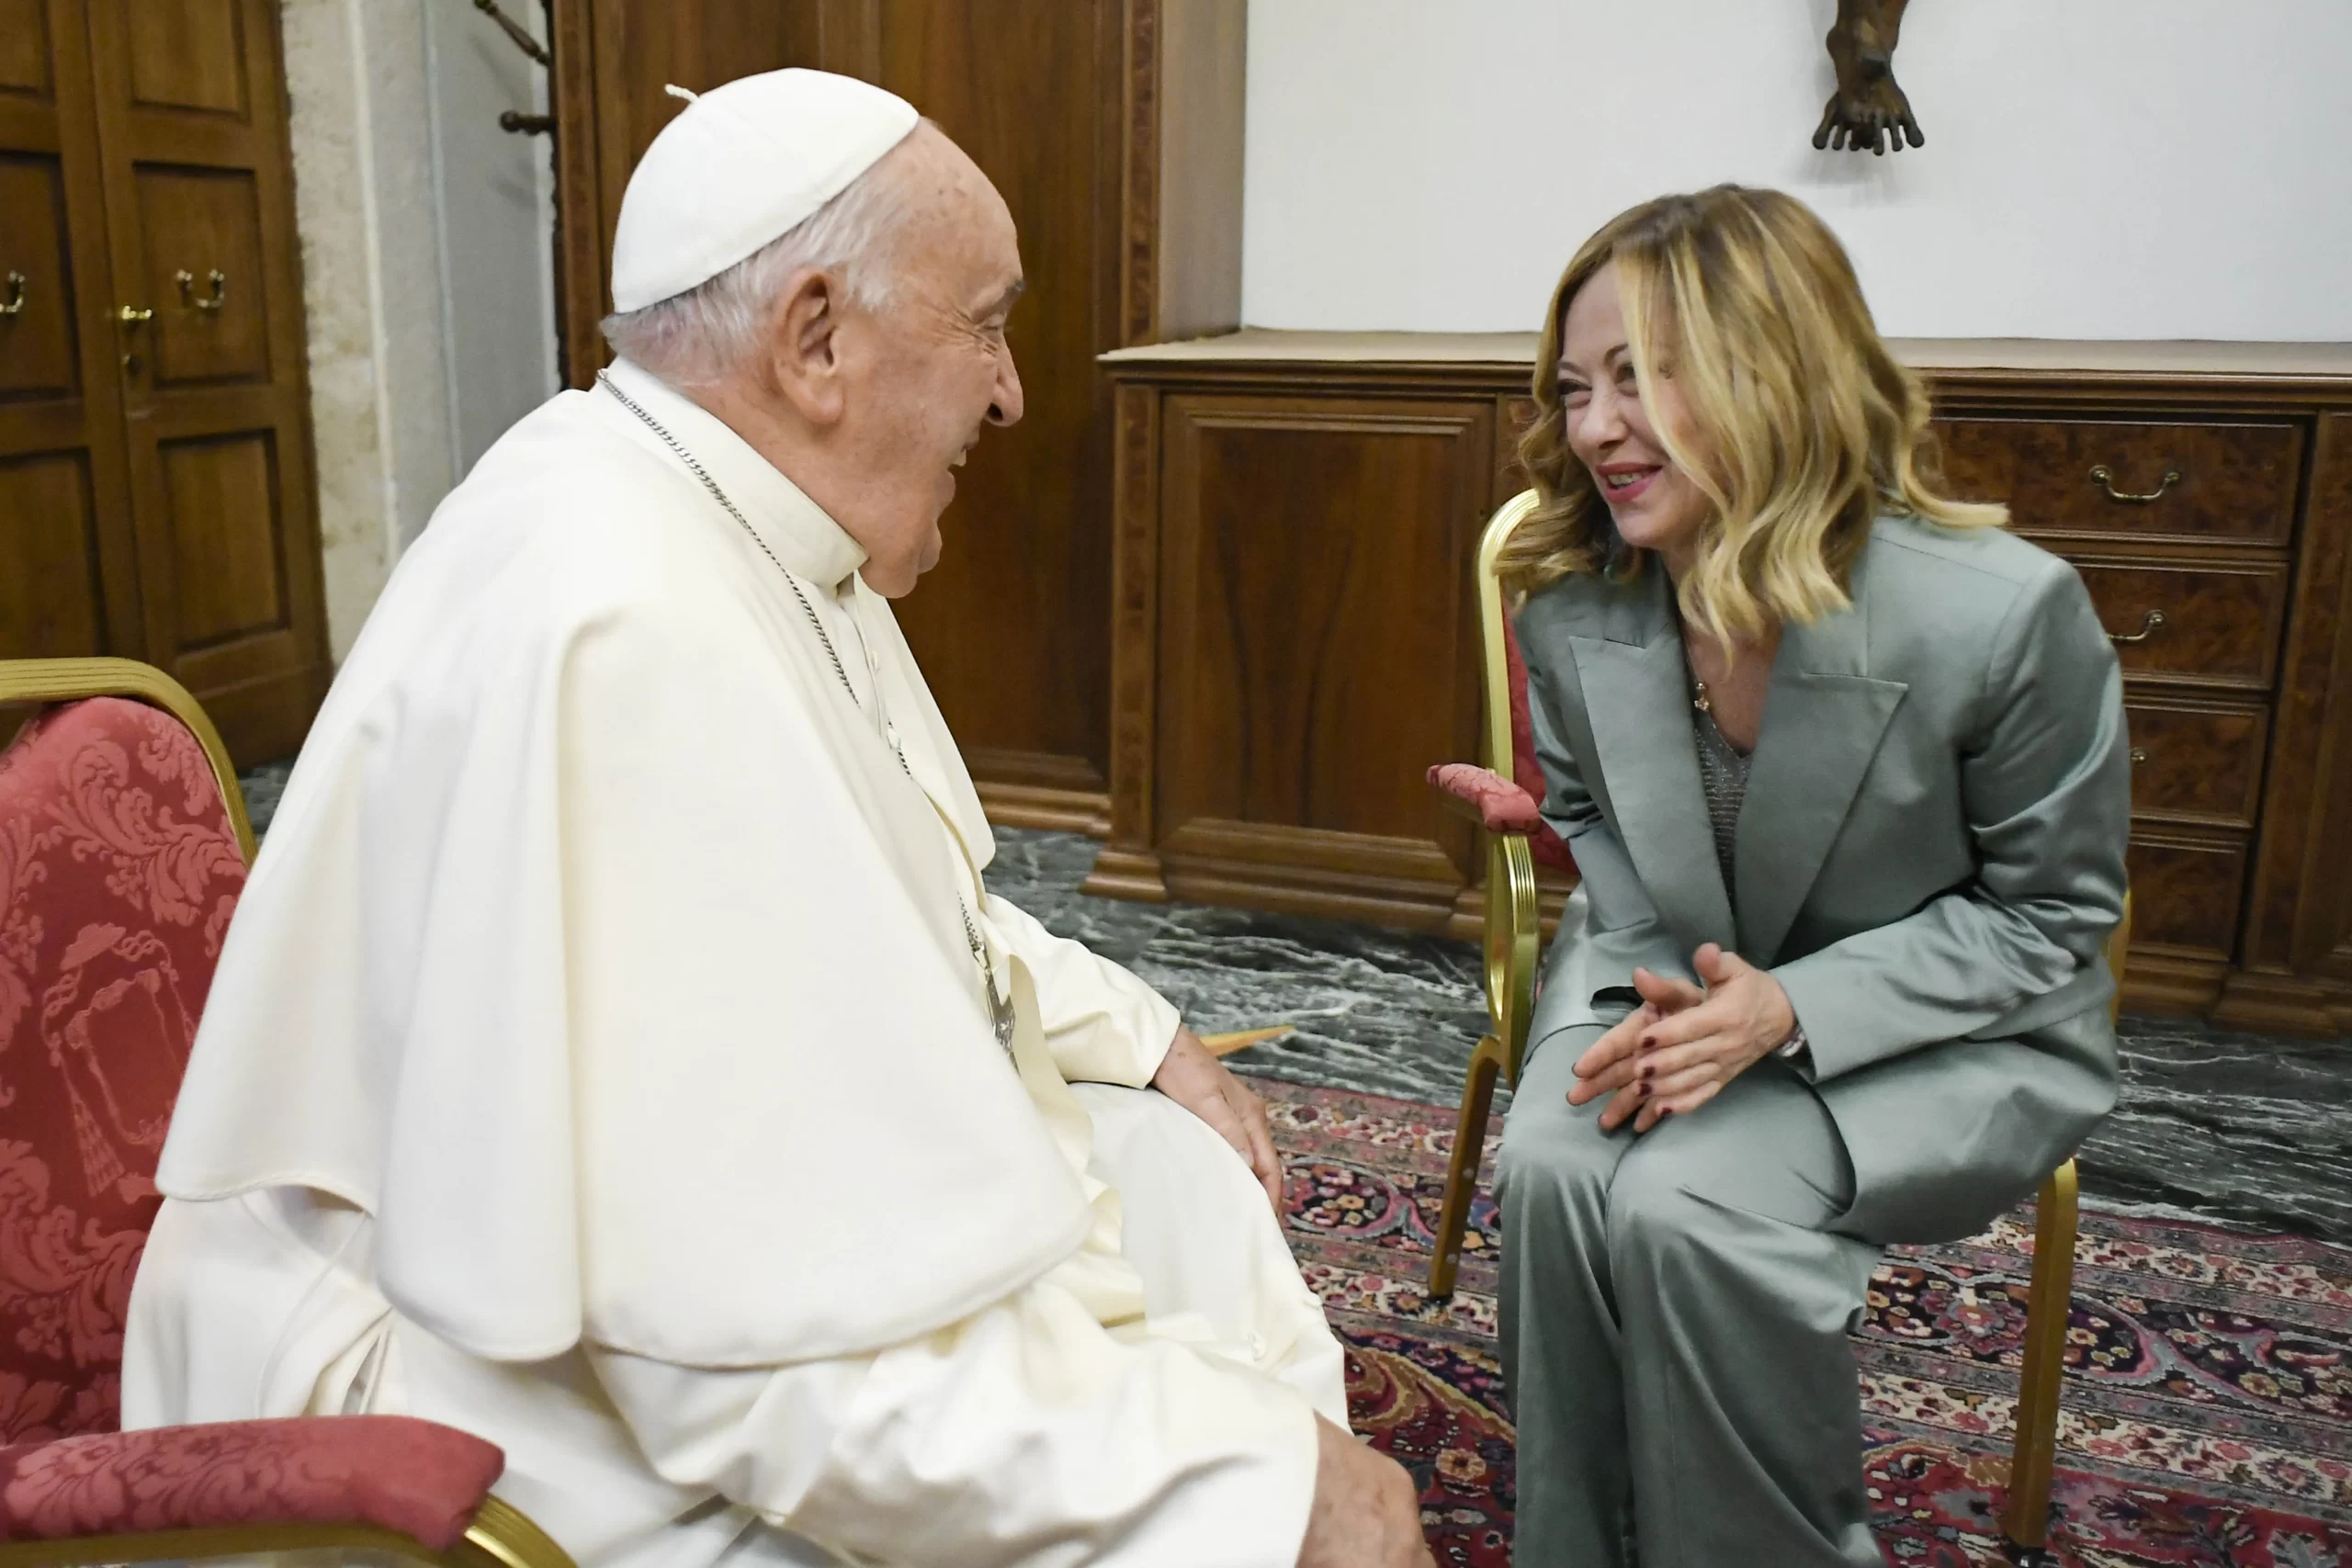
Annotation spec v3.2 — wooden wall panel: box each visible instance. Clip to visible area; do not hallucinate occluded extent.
[1095,394,1490,924]
[865,0,1123,822]
[0,452,103,657]
[2232,412,2352,1032]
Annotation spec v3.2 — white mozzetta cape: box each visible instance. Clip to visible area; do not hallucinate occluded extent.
[155,360,1176,1368]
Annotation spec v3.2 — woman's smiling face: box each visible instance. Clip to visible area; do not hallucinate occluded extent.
[1555,262,1713,571]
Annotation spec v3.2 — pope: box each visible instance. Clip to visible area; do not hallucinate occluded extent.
[123,68,1432,1568]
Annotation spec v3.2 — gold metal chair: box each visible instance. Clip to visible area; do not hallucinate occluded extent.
[1420,496,2128,1559]
[1426,491,1544,1301]
[2004,890,2130,1557]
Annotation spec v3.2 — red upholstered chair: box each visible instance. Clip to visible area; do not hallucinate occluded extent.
[1420,499,2130,1562]
[0,658,573,1568]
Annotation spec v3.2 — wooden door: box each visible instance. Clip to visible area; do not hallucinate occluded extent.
[0,0,141,663]
[81,0,327,764]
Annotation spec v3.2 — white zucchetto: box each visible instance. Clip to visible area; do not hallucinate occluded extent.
[609,68,920,314]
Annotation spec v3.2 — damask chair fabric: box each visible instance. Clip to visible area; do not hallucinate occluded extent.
[0,1416,503,1551]
[0,696,247,1441]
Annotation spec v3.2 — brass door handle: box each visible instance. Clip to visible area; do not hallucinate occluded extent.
[116,304,153,323]
[0,271,23,316]
[2107,609,2167,645]
[2089,464,2181,504]
[175,268,226,311]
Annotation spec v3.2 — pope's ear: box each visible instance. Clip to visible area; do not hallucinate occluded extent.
[763,266,848,426]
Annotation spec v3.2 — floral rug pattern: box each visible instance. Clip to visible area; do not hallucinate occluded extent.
[1256,1077,2352,1567]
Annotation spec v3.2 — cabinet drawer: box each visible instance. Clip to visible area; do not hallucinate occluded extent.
[1937,417,2301,544]
[2068,556,2289,690]
[2124,831,2248,961]
[2123,698,2267,829]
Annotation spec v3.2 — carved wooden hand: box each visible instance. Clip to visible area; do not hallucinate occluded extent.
[1814,0,1923,154]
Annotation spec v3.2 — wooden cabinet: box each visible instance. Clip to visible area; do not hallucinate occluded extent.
[1097,334,2352,1037]
[0,0,327,764]
[548,0,1242,829]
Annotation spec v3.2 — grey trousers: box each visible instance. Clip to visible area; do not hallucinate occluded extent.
[1495,1027,1885,1568]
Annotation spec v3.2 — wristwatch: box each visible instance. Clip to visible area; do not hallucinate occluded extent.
[1774,1023,1810,1063]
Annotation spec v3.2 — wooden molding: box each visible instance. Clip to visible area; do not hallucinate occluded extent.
[1101,380,1162,863]
[1081,843,1170,902]
[969,746,1111,836]
[548,0,606,388]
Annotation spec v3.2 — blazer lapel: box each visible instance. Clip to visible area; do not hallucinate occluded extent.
[1734,569,1907,964]
[1568,570,1737,952]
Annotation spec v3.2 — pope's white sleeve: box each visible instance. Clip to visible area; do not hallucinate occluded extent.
[586,1272,1320,1568]
[985,894,1180,1088]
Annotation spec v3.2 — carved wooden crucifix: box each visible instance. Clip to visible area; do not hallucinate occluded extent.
[1814,0,1923,153]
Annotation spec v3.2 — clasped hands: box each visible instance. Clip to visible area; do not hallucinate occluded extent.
[1568,944,1795,1134]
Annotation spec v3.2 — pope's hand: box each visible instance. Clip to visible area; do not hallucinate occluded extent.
[1152,1026,1284,1213]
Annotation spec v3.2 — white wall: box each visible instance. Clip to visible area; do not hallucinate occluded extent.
[1241,0,2352,340]
[281,0,558,660]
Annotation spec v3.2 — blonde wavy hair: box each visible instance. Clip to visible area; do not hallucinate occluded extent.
[1502,185,2003,643]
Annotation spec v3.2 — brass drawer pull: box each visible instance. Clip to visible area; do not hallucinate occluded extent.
[2129,747,2148,765]
[2108,608,2166,645]
[0,271,23,316]
[175,268,226,311]
[2089,464,2181,504]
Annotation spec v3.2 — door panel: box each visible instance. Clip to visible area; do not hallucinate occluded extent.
[0,0,51,99]
[0,452,105,657]
[85,0,327,763]
[0,153,80,398]
[132,164,267,385]
[0,1,140,668]
[159,430,282,646]
[125,0,246,117]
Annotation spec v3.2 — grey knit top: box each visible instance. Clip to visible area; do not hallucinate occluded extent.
[1691,694,1751,895]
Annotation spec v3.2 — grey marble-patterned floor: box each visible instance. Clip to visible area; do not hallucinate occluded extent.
[234,761,2352,1244]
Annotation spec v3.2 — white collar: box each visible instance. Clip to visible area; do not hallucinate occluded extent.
[594,357,868,592]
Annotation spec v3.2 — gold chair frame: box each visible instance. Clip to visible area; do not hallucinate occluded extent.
[1425,492,2126,1558]
[0,658,577,1568]
[0,656,257,863]
[0,1493,575,1568]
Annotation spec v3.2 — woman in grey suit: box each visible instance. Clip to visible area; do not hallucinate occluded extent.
[1496,185,2131,1568]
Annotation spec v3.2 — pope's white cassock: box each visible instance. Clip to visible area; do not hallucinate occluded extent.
[121,355,1349,1566]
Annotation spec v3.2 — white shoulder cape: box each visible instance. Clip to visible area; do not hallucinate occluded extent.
[156,362,1095,1367]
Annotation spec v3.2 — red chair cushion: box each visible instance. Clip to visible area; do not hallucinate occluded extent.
[0,1416,503,1551]
[0,698,246,1438]
[1427,763,1544,833]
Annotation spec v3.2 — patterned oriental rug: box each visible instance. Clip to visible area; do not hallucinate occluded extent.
[1251,1077,2352,1568]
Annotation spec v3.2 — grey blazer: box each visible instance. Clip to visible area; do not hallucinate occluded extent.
[1516,515,2132,1243]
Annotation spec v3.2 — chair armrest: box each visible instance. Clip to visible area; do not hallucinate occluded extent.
[1427,763,1544,835]
[0,1417,503,1553]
